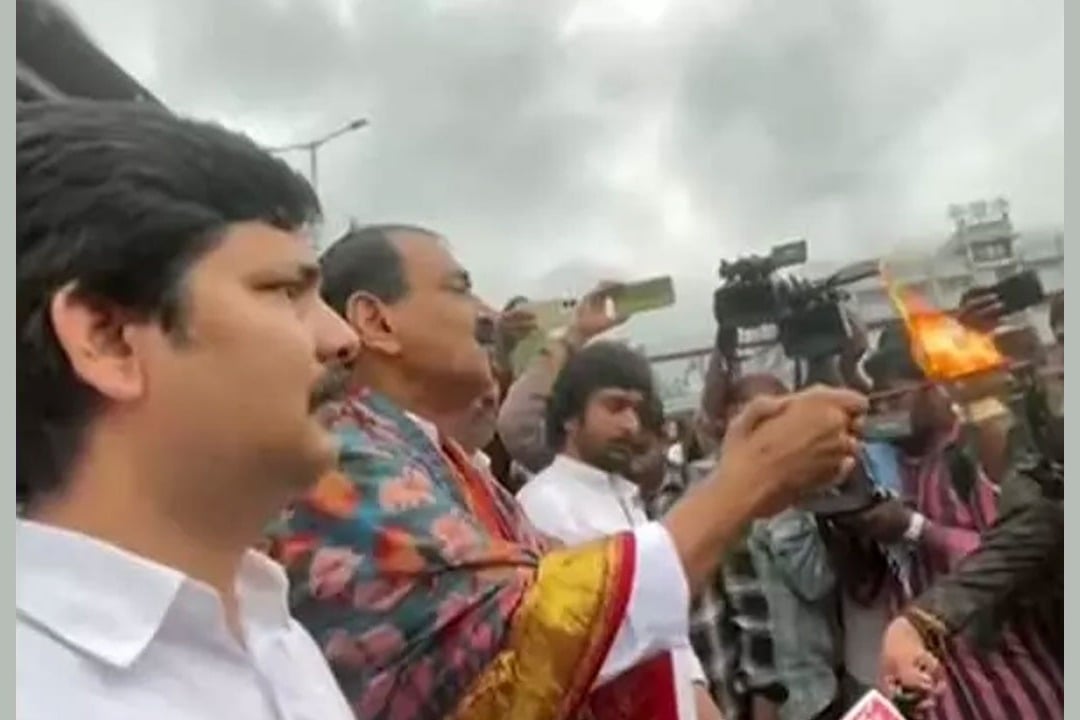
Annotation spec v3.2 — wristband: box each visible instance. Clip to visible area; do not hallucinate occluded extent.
[903,511,926,542]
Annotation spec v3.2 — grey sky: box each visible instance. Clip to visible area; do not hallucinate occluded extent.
[62,0,1063,350]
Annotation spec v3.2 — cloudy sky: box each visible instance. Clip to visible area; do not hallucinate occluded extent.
[62,0,1063,351]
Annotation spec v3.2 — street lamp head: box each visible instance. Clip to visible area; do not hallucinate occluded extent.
[346,118,369,131]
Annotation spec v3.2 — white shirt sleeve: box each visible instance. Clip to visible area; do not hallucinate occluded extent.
[516,479,592,544]
[518,473,696,688]
[597,521,691,683]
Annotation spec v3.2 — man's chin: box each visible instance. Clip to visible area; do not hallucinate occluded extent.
[293,428,341,488]
[439,364,494,410]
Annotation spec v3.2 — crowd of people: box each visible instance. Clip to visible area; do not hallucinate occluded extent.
[15,101,1064,720]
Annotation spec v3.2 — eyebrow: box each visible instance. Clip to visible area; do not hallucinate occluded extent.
[249,261,321,288]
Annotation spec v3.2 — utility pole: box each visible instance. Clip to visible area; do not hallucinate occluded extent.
[265,116,369,193]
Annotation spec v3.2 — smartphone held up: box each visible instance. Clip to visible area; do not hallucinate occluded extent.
[509,276,677,374]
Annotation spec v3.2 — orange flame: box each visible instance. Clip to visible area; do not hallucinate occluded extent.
[879,263,1004,382]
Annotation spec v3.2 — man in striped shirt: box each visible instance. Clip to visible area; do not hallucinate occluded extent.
[856,334,1063,720]
[881,458,1062,705]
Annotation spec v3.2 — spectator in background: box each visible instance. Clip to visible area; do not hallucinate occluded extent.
[878,288,1064,710]
[749,502,849,720]
[494,283,699,502]
[1044,293,1064,418]
[745,365,871,720]
[433,372,503,473]
[518,341,722,720]
[484,296,536,491]
[1046,292,1063,373]
[1048,293,1063,347]
[626,394,672,503]
[880,458,1063,706]
[653,351,789,720]
[852,329,1062,720]
[497,282,629,474]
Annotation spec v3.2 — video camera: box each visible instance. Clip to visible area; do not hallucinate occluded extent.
[713,239,879,360]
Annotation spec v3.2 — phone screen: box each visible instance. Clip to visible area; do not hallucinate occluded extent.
[608,276,676,318]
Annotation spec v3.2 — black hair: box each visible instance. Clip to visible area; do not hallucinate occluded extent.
[503,296,529,312]
[319,223,439,315]
[862,320,924,389]
[545,341,660,450]
[17,100,320,507]
[640,393,666,435]
[875,320,911,356]
[864,350,922,390]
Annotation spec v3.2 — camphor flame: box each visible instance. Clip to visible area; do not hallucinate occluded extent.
[879,262,1005,382]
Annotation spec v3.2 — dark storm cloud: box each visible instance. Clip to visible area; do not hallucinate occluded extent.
[63,0,1063,348]
[134,0,663,291]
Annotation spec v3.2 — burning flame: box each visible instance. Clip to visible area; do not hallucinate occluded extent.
[880,263,1004,381]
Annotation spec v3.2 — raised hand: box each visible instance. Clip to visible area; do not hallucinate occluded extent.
[496,306,538,346]
[661,384,868,596]
[956,287,1005,333]
[716,385,868,519]
[567,281,628,345]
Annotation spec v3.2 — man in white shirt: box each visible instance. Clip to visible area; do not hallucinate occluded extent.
[16,102,359,720]
[518,340,723,720]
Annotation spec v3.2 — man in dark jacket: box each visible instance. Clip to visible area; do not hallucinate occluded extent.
[879,460,1062,694]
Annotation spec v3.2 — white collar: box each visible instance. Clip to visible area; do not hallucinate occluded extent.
[15,519,291,668]
[549,454,640,502]
[472,450,492,470]
[406,411,491,472]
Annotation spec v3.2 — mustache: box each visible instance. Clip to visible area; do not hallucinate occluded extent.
[605,439,638,455]
[309,364,352,411]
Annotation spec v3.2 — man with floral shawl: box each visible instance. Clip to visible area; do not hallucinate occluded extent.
[268,224,868,720]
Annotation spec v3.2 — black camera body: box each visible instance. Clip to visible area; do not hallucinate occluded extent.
[713,239,877,360]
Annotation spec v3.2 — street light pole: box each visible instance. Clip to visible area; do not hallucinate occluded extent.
[265,116,369,193]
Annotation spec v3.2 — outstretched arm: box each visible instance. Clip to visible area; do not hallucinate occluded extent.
[910,469,1061,638]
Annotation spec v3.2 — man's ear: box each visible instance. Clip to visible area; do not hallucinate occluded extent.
[345,291,402,356]
[49,285,145,402]
[563,415,580,440]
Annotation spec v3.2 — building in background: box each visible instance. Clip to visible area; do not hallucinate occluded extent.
[17,0,161,105]
[846,198,1064,340]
